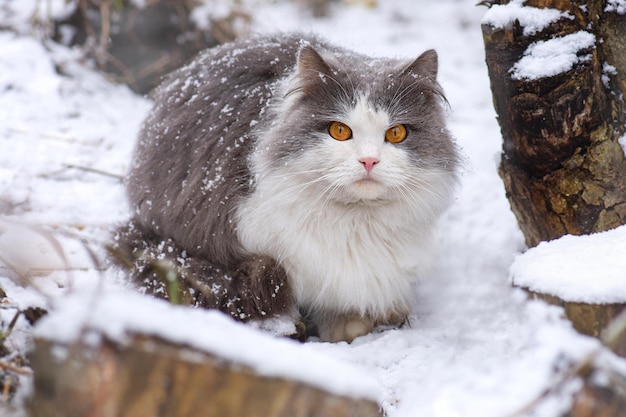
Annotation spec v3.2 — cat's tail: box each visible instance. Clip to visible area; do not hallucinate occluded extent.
[110,219,295,322]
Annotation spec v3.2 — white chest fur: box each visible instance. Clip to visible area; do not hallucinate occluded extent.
[236,167,441,319]
[236,94,455,319]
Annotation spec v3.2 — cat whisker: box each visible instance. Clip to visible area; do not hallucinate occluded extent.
[330,58,358,103]
[248,170,336,218]
[389,80,426,114]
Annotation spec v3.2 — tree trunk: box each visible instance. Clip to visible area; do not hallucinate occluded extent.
[482,0,626,248]
[28,334,382,417]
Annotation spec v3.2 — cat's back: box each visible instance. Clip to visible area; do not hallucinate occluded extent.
[127,34,315,262]
[152,33,306,116]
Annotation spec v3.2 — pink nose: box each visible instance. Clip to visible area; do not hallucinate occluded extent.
[359,157,379,174]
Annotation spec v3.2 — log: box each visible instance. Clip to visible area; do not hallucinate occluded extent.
[526,291,626,358]
[27,290,382,417]
[509,226,626,358]
[28,335,381,417]
[482,0,626,248]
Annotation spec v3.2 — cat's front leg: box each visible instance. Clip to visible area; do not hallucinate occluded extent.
[232,255,296,319]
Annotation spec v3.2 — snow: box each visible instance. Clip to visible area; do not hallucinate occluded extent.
[510,31,596,80]
[482,0,572,37]
[620,134,626,157]
[511,226,626,304]
[605,0,626,14]
[602,62,618,89]
[34,286,382,401]
[0,0,76,33]
[1,0,625,416]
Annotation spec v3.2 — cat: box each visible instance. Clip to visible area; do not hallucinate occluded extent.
[116,32,461,342]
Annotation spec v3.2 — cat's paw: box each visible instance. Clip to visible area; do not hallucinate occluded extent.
[319,313,374,343]
[377,309,410,327]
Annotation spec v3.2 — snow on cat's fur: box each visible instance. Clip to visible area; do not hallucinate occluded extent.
[118,33,460,342]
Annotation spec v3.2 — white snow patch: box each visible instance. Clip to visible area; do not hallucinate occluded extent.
[191,0,255,31]
[605,0,626,14]
[602,62,618,89]
[35,287,382,401]
[511,31,595,80]
[619,134,626,157]
[0,0,76,33]
[129,0,148,8]
[482,0,572,37]
[511,225,626,303]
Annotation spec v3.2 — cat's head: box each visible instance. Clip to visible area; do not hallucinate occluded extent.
[255,41,460,211]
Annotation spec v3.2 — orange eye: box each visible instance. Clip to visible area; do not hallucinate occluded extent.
[328,121,352,141]
[385,124,407,143]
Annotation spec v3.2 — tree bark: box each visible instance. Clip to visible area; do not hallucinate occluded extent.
[482,0,626,248]
[28,334,382,417]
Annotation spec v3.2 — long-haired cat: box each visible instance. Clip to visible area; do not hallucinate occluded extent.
[116,33,460,342]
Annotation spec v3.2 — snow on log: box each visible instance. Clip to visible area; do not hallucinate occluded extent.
[510,226,626,357]
[28,289,382,417]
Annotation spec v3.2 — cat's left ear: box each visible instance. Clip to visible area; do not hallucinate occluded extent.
[402,49,438,81]
[297,45,332,79]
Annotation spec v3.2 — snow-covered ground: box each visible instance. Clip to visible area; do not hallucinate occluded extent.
[1,0,625,416]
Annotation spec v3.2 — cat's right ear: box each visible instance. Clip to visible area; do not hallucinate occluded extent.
[402,49,438,81]
[297,45,332,79]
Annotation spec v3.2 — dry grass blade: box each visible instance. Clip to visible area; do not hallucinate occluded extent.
[602,307,626,350]
[0,221,106,302]
[0,361,32,376]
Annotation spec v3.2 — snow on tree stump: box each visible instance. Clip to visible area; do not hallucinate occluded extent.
[28,289,382,417]
[509,228,626,415]
[510,226,626,358]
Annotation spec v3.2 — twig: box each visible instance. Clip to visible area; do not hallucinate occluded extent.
[7,127,103,146]
[64,164,124,180]
[0,361,32,376]
[2,310,22,342]
[602,307,626,350]
[98,0,111,69]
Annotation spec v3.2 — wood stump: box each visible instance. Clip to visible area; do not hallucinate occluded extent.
[26,289,381,417]
[28,333,382,417]
[527,291,626,358]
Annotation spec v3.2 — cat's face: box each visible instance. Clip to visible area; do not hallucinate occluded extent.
[255,44,459,207]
